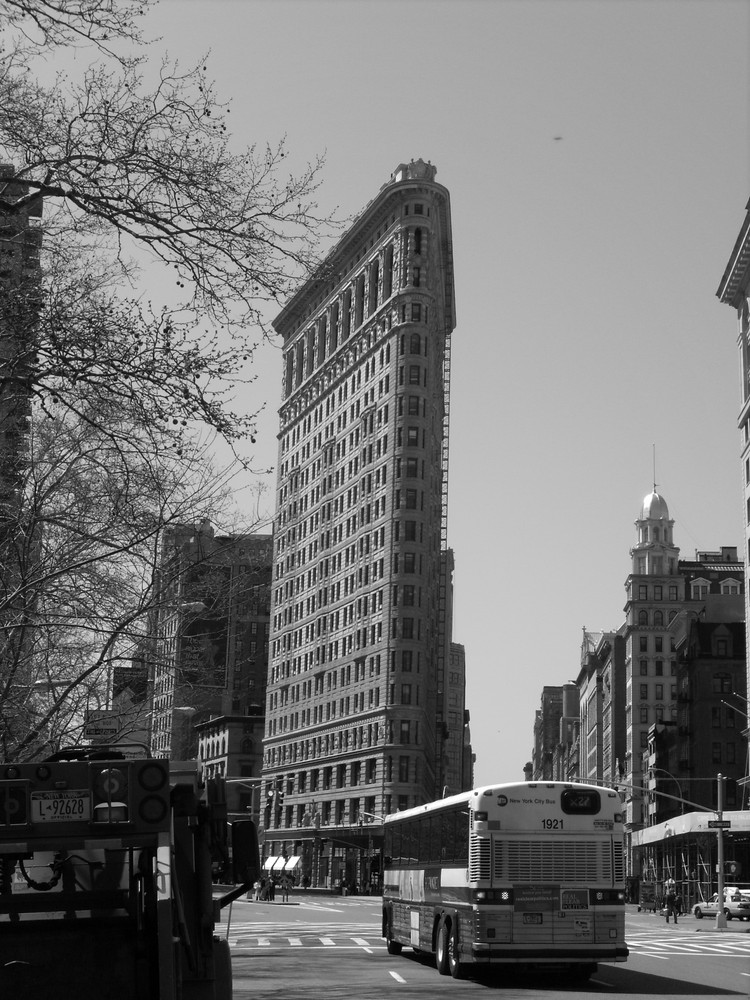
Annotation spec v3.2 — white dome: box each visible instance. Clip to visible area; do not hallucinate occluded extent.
[640,491,670,521]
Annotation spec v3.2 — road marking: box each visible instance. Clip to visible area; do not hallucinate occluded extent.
[289,938,302,946]
[258,938,270,947]
[389,971,406,983]
[320,937,335,946]
[352,937,370,945]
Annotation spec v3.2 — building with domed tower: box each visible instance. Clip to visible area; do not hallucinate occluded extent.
[622,490,683,836]
[621,488,746,867]
[528,482,747,887]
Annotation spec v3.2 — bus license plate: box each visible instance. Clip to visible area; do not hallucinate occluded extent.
[31,790,91,822]
[523,913,543,925]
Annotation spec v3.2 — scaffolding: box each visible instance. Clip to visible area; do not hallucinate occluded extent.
[632,809,750,910]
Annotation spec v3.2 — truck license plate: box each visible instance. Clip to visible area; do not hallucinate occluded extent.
[31,790,91,822]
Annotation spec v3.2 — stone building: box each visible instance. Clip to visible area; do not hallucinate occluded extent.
[262,160,464,887]
[717,198,750,732]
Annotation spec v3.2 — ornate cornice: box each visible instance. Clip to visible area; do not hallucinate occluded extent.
[717,197,750,307]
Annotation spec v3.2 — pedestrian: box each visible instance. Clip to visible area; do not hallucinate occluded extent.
[280,874,291,903]
[665,886,678,924]
[269,876,276,902]
[253,879,261,901]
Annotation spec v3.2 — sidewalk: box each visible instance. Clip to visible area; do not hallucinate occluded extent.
[627,903,750,933]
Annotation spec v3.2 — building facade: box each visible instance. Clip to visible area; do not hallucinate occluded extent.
[577,629,626,787]
[262,160,459,887]
[717,202,750,804]
[148,521,272,821]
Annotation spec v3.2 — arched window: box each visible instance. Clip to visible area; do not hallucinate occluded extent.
[638,610,648,625]
[653,611,664,626]
[409,332,421,355]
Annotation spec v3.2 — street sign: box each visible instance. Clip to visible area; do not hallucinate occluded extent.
[707,820,731,829]
[83,710,121,740]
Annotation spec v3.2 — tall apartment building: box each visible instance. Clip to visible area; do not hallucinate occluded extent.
[529,685,566,780]
[0,164,42,517]
[263,160,458,887]
[149,521,272,819]
[577,628,627,787]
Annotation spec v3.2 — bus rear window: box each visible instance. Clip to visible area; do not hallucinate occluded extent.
[560,789,601,815]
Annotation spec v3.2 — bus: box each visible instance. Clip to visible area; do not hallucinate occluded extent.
[381,781,629,980]
[0,748,259,999]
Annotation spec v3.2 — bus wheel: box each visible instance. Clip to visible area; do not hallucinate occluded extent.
[386,934,402,955]
[436,920,450,975]
[447,923,464,980]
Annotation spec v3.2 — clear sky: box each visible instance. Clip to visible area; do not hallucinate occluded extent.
[136,0,749,785]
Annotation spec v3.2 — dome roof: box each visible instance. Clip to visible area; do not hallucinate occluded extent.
[640,491,670,521]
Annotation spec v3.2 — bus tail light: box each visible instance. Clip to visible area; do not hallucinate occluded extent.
[473,888,514,904]
[592,889,625,904]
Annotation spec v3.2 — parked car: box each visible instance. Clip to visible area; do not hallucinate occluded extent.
[692,889,750,921]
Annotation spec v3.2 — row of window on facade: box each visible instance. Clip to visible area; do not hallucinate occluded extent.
[283,226,430,393]
[264,744,425,793]
[265,717,423,766]
[273,526,431,631]
[267,681,422,735]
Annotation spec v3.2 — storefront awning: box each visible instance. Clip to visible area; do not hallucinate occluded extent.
[263,856,279,870]
[283,856,301,871]
[271,857,287,871]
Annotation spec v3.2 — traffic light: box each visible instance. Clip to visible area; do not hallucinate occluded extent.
[724,860,741,876]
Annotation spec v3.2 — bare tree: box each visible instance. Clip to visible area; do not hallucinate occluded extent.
[0,397,260,762]
[0,1,331,756]
[0,0,334,448]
